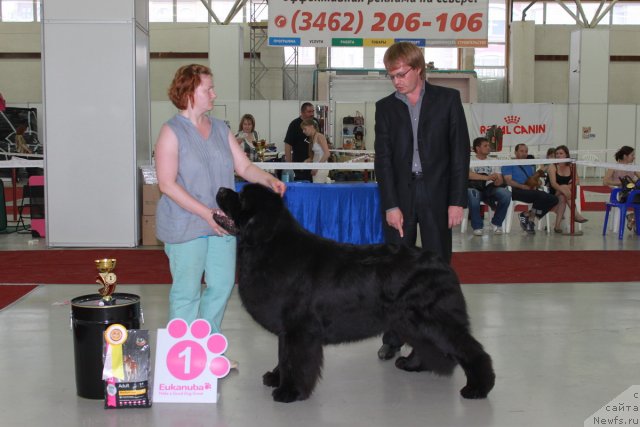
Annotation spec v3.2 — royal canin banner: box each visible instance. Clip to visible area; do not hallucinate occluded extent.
[469,104,553,152]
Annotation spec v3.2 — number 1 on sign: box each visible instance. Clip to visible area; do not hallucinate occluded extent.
[178,346,192,375]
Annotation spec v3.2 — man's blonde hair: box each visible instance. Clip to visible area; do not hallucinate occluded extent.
[383,42,426,80]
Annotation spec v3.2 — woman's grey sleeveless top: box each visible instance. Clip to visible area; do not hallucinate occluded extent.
[156,114,235,244]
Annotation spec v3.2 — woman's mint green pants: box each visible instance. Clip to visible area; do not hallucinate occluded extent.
[164,235,236,333]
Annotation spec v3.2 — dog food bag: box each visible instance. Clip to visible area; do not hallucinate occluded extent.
[102,325,152,408]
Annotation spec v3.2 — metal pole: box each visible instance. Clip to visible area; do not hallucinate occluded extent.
[564,162,583,236]
[570,163,576,234]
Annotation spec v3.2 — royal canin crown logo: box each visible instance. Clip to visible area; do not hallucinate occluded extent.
[480,115,546,136]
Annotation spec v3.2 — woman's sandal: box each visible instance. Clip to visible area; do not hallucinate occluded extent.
[554,227,563,234]
[626,213,635,231]
[574,217,588,223]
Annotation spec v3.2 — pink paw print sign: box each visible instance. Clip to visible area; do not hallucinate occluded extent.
[153,319,231,403]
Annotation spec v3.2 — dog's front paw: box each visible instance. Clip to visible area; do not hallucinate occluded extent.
[263,370,279,387]
[395,356,425,372]
[460,385,489,399]
[272,386,302,403]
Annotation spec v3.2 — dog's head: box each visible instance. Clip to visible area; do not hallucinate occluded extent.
[216,184,285,242]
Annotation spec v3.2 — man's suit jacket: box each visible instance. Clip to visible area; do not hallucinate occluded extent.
[374,81,470,259]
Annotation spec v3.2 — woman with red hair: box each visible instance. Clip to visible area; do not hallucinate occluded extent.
[155,65,285,365]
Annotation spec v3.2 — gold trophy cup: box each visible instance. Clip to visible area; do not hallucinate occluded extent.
[254,139,267,162]
[95,258,118,301]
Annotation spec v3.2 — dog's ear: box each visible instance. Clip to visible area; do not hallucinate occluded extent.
[238,184,284,244]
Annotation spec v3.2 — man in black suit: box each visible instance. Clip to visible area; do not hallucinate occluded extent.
[284,102,315,182]
[374,42,470,360]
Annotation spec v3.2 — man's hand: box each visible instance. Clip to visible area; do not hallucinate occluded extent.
[385,208,404,238]
[490,173,505,187]
[448,206,464,228]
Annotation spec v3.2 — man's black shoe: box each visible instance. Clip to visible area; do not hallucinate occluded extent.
[377,344,401,360]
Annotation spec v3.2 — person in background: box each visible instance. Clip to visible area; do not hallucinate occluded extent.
[374,41,470,361]
[285,102,316,181]
[602,145,640,229]
[155,64,285,370]
[537,147,567,232]
[547,145,588,224]
[301,118,331,184]
[467,137,511,236]
[353,130,366,150]
[541,147,556,187]
[545,147,556,161]
[603,146,640,187]
[503,144,560,234]
[235,113,258,160]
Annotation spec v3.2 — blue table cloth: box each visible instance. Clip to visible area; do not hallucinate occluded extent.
[236,182,384,245]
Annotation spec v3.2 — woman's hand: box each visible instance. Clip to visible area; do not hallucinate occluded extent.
[265,176,286,196]
[207,209,229,236]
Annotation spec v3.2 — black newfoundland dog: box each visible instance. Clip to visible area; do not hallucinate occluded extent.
[215,184,495,403]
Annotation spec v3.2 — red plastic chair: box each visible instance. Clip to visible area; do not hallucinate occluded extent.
[602,188,640,239]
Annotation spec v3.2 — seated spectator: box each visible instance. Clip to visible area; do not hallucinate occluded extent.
[603,145,640,187]
[545,147,556,161]
[235,114,258,160]
[541,147,556,187]
[603,145,640,229]
[467,137,511,236]
[548,145,588,224]
[502,143,559,235]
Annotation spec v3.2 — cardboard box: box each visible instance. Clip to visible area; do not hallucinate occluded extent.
[142,215,162,246]
[143,184,161,216]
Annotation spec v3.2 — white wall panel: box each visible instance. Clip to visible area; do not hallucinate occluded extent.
[606,105,637,161]
[576,104,608,153]
[580,31,610,104]
[552,103,568,147]
[210,101,239,128]
[150,101,177,150]
[269,101,300,153]
[44,23,135,246]
[210,25,242,100]
[42,0,149,247]
[509,21,535,103]
[567,103,579,148]
[329,76,394,103]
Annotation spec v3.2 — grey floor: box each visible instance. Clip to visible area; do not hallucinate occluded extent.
[1,188,639,427]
